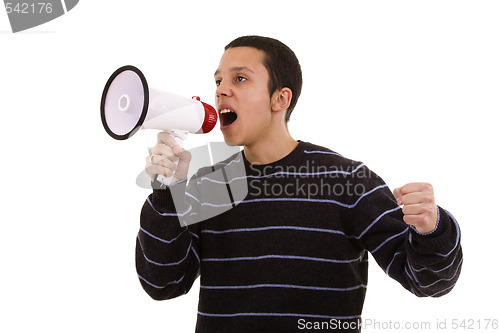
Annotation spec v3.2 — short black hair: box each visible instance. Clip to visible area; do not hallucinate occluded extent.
[225,36,302,123]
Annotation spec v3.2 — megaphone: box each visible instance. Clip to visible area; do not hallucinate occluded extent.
[100,65,218,185]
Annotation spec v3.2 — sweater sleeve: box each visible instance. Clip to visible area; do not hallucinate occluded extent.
[135,178,201,300]
[344,164,463,297]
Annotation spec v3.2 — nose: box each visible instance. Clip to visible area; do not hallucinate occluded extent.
[216,80,231,99]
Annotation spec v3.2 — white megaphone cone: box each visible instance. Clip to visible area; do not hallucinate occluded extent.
[100,65,218,185]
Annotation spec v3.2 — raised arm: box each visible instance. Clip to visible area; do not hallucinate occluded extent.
[346,167,463,297]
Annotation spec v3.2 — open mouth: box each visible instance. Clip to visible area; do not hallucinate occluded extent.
[220,109,238,127]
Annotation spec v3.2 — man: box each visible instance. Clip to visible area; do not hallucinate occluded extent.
[137,36,462,332]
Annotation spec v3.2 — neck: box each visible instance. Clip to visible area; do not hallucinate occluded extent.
[244,123,298,165]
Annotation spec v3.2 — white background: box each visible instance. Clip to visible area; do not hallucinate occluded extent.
[1,1,498,332]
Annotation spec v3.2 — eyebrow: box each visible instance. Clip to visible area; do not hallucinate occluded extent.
[214,66,255,76]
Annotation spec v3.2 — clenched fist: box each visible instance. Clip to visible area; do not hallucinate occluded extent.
[393,183,438,234]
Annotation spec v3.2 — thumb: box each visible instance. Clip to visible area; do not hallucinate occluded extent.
[173,145,192,163]
[171,146,191,183]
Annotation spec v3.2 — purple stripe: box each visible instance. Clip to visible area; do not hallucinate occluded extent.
[198,311,361,320]
[139,227,187,244]
[201,283,367,292]
[137,236,193,267]
[202,225,346,236]
[137,274,185,289]
[203,253,364,264]
[371,228,408,254]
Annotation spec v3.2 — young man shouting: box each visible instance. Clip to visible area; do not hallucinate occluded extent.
[138,36,463,332]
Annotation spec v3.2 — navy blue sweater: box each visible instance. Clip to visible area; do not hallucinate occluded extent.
[136,141,463,332]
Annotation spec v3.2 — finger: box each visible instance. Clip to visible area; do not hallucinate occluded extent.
[157,132,178,148]
[149,144,173,156]
[399,182,433,196]
[173,145,192,163]
[393,187,402,203]
[402,192,435,206]
[149,144,179,163]
[145,163,174,180]
[401,203,424,216]
[150,154,178,170]
[145,154,177,178]
[403,214,427,227]
[400,192,423,205]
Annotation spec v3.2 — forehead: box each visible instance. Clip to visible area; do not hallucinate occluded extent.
[215,47,267,76]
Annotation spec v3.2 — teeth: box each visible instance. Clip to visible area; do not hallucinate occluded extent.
[219,108,238,127]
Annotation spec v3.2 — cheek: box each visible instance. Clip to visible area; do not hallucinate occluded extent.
[245,90,272,113]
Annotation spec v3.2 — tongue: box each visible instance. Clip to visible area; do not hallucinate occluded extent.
[221,112,237,126]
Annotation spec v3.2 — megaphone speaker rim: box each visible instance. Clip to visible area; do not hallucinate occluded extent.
[100,65,149,140]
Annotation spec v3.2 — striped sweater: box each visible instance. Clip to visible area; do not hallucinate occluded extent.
[136,141,463,332]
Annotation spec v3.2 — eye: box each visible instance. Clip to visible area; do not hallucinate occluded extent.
[236,76,247,83]
[215,79,222,86]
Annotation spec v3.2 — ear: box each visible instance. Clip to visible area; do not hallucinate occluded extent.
[271,87,292,112]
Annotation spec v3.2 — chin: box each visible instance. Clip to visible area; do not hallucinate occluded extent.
[223,140,240,147]
[221,134,241,147]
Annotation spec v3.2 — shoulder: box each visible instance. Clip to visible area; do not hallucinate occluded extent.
[298,141,362,171]
[299,141,386,186]
[191,148,244,179]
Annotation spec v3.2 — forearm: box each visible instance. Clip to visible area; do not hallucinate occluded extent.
[402,206,463,297]
[136,188,200,300]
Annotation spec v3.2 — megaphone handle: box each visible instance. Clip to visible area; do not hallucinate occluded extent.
[157,130,189,186]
